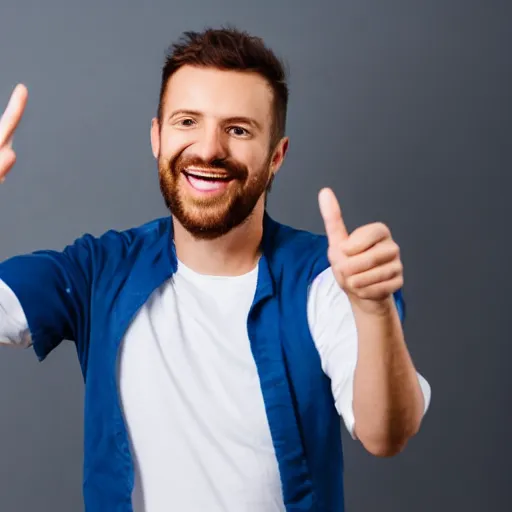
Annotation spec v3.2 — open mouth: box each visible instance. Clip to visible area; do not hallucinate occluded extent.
[182,169,234,192]
[182,170,232,182]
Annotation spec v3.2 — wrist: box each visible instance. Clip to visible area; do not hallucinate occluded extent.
[349,294,396,318]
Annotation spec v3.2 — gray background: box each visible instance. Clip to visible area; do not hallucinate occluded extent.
[0,0,510,510]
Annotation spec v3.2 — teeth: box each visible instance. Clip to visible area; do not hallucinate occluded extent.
[186,171,229,179]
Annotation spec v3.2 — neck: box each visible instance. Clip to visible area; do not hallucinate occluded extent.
[172,205,265,277]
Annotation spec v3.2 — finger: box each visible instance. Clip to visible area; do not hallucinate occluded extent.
[340,240,399,276]
[348,276,404,301]
[343,222,390,256]
[318,187,349,248]
[346,260,403,289]
[0,147,17,182]
[0,84,28,147]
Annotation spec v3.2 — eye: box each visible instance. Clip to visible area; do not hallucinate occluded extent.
[228,126,250,137]
[177,118,196,127]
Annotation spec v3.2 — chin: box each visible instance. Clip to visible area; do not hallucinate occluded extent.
[161,178,265,240]
[171,204,235,239]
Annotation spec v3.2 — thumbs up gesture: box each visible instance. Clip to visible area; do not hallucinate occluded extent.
[0,84,28,182]
[318,188,403,313]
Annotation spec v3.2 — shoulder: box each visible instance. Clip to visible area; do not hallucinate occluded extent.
[45,217,173,279]
[71,216,171,256]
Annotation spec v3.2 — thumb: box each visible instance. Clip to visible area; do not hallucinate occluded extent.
[318,187,349,247]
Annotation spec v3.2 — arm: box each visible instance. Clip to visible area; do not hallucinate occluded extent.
[317,188,431,457]
[0,84,92,361]
[308,268,430,453]
[0,85,32,348]
[350,296,427,456]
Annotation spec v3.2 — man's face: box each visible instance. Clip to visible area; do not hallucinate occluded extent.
[152,65,287,239]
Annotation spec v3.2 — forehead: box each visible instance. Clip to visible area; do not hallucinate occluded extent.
[162,65,273,126]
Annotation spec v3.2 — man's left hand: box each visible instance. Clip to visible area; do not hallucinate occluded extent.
[318,187,403,314]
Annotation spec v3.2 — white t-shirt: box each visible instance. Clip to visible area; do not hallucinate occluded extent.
[0,261,431,512]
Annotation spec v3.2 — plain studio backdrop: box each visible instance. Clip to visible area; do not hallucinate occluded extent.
[0,1,510,510]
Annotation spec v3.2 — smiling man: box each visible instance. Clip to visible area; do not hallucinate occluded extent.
[155,63,279,244]
[0,27,430,512]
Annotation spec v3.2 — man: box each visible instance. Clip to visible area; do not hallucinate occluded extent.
[0,27,430,512]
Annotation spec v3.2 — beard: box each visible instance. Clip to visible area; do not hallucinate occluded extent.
[158,150,274,240]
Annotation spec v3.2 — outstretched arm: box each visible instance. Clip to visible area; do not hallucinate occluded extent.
[0,83,92,361]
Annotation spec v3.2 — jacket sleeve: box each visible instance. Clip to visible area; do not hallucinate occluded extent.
[0,236,93,361]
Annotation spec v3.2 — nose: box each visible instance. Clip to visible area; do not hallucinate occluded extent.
[194,124,228,163]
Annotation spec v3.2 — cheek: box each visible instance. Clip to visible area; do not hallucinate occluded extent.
[159,130,188,159]
[234,142,270,172]
[249,152,272,178]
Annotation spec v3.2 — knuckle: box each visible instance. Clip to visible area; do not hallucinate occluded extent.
[333,261,345,279]
[347,276,357,289]
[375,222,390,237]
[386,266,396,280]
[369,254,379,269]
[340,260,352,276]
[388,262,401,279]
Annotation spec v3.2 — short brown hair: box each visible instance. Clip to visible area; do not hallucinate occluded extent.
[158,27,289,146]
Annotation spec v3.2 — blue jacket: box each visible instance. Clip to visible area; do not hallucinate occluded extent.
[0,213,404,511]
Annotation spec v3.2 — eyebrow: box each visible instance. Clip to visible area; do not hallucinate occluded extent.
[168,110,263,132]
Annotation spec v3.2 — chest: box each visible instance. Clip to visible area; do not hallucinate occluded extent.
[118,274,274,448]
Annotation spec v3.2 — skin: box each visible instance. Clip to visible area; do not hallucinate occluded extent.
[150,65,289,276]
[0,84,27,183]
[1,72,425,456]
[319,189,425,455]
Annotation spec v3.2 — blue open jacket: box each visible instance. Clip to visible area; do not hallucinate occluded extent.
[0,213,404,511]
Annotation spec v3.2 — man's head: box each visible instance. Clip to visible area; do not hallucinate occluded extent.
[150,27,290,240]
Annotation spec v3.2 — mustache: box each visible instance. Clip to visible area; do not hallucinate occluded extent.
[170,154,248,180]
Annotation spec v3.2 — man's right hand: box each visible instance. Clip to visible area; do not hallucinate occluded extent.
[0,84,28,182]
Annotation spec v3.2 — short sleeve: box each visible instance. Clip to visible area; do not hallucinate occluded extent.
[307,267,430,439]
[307,267,359,437]
[0,237,92,361]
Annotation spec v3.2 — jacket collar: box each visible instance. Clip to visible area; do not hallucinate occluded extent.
[162,212,280,305]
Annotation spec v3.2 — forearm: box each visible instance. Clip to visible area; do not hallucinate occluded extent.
[351,296,424,456]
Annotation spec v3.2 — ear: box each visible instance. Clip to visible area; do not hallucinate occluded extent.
[150,117,160,159]
[270,136,289,174]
